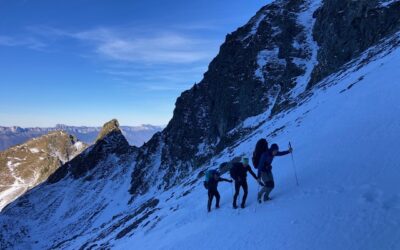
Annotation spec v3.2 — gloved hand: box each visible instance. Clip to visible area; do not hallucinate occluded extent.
[258,179,264,186]
[229,179,233,183]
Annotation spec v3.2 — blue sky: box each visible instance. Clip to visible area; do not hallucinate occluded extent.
[0,0,267,127]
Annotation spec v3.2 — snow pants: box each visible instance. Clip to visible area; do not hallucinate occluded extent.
[208,189,220,211]
[258,171,274,201]
[233,180,248,207]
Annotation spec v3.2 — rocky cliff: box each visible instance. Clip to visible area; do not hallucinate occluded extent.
[310,0,400,85]
[129,0,400,197]
[48,119,134,184]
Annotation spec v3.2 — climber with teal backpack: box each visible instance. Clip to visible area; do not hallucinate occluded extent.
[204,169,232,212]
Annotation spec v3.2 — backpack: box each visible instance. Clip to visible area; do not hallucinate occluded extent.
[204,169,218,189]
[252,151,259,169]
[252,139,268,169]
[229,162,242,180]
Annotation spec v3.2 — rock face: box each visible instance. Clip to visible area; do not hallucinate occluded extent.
[128,0,400,198]
[310,0,400,85]
[48,119,133,183]
[0,131,87,210]
[95,119,121,142]
[164,0,305,157]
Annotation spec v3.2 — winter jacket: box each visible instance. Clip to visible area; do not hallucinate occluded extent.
[233,164,258,183]
[257,149,290,177]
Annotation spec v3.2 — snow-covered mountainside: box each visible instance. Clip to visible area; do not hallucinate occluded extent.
[0,131,87,211]
[0,124,163,150]
[1,0,400,249]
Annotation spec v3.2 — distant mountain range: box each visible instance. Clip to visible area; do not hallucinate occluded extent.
[0,124,163,151]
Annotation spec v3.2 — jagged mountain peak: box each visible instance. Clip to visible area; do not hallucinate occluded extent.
[47,119,132,184]
[96,119,122,142]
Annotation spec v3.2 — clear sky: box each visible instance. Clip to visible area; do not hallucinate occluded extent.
[0,0,267,127]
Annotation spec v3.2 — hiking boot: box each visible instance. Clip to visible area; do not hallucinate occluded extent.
[233,204,238,209]
[258,199,262,204]
[241,204,245,209]
[216,205,220,209]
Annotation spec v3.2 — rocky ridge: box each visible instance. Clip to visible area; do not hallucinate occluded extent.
[0,131,87,210]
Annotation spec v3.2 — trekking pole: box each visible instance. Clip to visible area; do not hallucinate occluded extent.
[231,182,235,199]
[289,142,299,186]
[238,191,241,215]
[231,183,237,214]
[257,184,260,202]
[256,183,261,212]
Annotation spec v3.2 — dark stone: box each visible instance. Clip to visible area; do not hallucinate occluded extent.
[96,119,121,142]
[48,120,133,184]
[309,0,400,86]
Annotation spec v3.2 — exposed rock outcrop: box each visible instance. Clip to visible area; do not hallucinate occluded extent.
[48,119,133,183]
[310,0,400,85]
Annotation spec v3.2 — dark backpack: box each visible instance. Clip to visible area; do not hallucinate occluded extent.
[252,139,268,169]
[229,162,242,180]
[252,152,258,169]
[204,169,218,189]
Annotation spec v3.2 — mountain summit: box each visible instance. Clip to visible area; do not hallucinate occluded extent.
[48,119,132,184]
[95,119,122,142]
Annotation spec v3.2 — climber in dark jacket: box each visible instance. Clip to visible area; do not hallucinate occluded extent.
[207,172,232,212]
[232,157,258,209]
[257,143,292,202]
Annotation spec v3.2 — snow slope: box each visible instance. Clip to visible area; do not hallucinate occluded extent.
[112,32,400,250]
